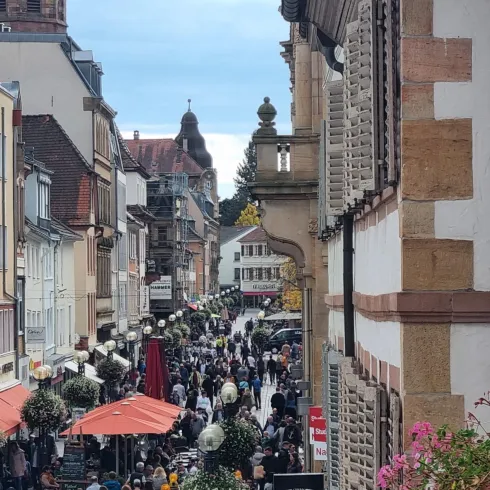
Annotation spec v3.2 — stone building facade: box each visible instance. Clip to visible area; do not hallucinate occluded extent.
[253,0,490,485]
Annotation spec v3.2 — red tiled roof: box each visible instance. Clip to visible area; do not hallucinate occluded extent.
[22,115,93,226]
[125,138,204,175]
[116,128,150,178]
[238,227,268,243]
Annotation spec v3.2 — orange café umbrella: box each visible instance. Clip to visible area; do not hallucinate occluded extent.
[60,410,172,436]
[71,402,175,426]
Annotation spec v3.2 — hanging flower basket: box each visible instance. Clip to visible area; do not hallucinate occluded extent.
[181,466,249,490]
[63,376,100,409]
[21,389,67,432]
[96,358,126,386]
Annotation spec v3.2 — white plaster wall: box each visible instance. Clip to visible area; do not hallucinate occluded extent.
[0,43,93,162]
[432,0,490,291]
[451,323,490,427]
[354,210,401,295]
[327,234,343,295]
[328,309,344,346]
[219,238,242,287]
[355,311,401,368]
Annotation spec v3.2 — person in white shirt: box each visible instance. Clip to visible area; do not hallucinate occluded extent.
[196,391,211,412]
[172,379,186,406]
[86,476,101,490]
[247,355,256,369]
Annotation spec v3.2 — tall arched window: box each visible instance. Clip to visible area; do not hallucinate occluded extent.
[58,0,65,20]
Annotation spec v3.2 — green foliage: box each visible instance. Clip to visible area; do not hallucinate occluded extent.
[176,323,191,338]
[96,358,126,386]
[251,326,270,352]
[224,297,235,308]
[169,327,183,348]
[181,466,248,490]
[234,137,257,202]
[190,312,206,324]
[234,203,260,226]
[202,308,212,319]
[63,376,100,409]
[218,418,258,471]
[219,196,248,227]
[21,389,67,432]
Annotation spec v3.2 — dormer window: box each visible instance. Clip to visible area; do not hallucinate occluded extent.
[27,0,41,13]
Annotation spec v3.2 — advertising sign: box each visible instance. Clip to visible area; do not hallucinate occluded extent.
[309,406,327,444]
[274,473,324,490]
[141,286,150,314]
[150,276,172,300]
[26,326,46,343]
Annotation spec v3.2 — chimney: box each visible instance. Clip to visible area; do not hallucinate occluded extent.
[134,130,140,140]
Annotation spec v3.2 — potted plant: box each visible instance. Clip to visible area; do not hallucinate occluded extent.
[96,358,126,388]
[181,466,248,490]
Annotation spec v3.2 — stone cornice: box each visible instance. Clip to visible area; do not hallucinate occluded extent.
[325,291,490,323]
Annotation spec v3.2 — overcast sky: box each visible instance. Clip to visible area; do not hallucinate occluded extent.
[68,0,291,199]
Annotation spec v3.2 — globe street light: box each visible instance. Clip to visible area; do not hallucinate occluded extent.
[169,314,176,323]
[221,291,225,297]
[157,319,166,336]
[231,287,235,292]
[104,339,117,360]
[226,289,230,295]
[33,365,53,389]
[215,294,220,300]
[257,310,265,327]
[143,325,153,355]
[176,310,183,325]
[73,350,88,376]
[221,382,239,419]
[126,331,138,377]
[198,424,225,473]
[208,294,214,302]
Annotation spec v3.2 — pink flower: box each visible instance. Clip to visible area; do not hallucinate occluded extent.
[377,465,397,488]
[410,421,434,440]
[393,454,409,471]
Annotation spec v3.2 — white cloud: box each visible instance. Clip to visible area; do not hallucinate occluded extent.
[120,131,250,198]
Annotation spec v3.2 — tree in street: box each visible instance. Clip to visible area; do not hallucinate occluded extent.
[280,257,302,311]
[235,203,260,226]
[234,137,257,201]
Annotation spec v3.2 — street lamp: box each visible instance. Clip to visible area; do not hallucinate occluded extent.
[176,310,183,325]
[208,294,214,302]
[104,340,117,360]
[157,319,166,336]
[198,424,225,473]
[126,331,138,377]
[215,294,219,300]
[226,289,230,296]
[231,287,235,292]
[257,310,265,327]
[221,291,225,297]
[221,382,239,419]
[33,365,53,389]
[143,325,153,355]
[168,314,176,324]
[73,350,89,376]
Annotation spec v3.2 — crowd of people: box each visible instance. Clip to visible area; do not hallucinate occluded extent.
[0,312,304,490]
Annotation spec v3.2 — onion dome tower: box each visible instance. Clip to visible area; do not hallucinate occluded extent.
[175,99,213,169]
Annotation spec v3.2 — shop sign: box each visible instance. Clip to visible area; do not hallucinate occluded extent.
[252,283,278,290]
[141,286,150,315]
[309,406,327,444]
[150,276,172,300]
[274,473,324,490]
[29,359,42,371]
[26,326,46,343]
[1,362,14,374]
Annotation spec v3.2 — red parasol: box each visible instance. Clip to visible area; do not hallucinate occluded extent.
[145,338,165,400]
[60,410,171,436]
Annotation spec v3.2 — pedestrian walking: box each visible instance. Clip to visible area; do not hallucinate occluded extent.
[252,374,262,409]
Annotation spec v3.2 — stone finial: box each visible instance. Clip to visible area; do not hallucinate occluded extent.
[257,97,277,135]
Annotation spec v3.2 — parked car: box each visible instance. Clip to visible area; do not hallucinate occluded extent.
[264,328,302,353]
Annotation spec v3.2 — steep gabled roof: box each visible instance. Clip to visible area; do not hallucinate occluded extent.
[22,115,93,226]
[125,138,204,176]
[116,128,151,179]
[238,227,267,243]
[220,226,256,245]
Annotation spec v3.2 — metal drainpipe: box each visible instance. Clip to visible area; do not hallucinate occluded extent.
[53,238,60,354]
[343,214,355,357]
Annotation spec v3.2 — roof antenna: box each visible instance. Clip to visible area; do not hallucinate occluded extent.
[187,99,192,112]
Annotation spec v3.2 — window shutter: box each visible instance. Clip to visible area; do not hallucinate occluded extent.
[317,119,327,238]
[326,82,344,216]
[343,0,377,208]
[325,348,341,490]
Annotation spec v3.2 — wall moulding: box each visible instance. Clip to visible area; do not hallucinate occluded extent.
[324,291,490,323]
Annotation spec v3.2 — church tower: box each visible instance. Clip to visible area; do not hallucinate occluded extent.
[175,100,213,169]
[0,0,67,34]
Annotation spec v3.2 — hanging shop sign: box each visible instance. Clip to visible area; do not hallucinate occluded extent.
[26,326,46,343]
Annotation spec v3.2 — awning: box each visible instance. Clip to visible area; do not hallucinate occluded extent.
[94,345,130,368]
[264,312,302,321]
[187,304,198,311]
[0,383,31,436]
[65,361,104,385]
[243,291,278,297]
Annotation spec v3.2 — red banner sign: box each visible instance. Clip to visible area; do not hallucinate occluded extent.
[309,406,327,444]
